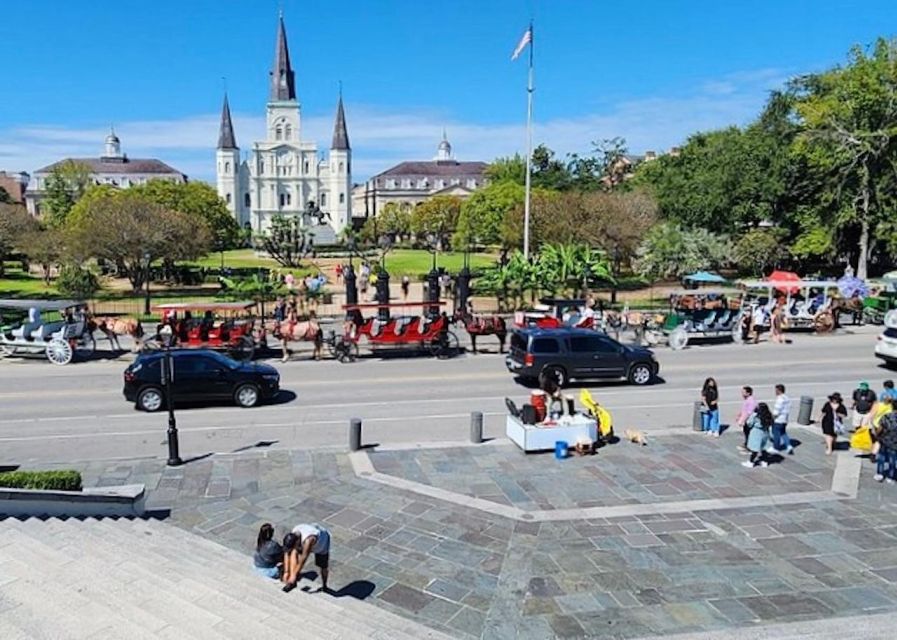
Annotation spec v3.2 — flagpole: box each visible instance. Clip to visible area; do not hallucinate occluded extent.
[523,22,534,260]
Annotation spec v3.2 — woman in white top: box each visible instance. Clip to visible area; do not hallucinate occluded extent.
[282,523,331,593]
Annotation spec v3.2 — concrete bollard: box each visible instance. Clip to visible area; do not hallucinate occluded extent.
[692,401,704,432]
[798,396,814,426]
[349,418,362,452]
[470,411,484,444]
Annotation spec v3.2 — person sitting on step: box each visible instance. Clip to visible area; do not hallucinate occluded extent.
[253,523,283,579]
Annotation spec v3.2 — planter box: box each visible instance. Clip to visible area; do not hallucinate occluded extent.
[506,415,597,453]
[0,484,145,518]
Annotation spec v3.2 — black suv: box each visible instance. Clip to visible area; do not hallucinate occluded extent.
[123,349,281,411]
[505,327,658,386]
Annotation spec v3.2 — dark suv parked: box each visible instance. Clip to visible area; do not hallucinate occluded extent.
[505,327,658,386]
[123,349,280,411]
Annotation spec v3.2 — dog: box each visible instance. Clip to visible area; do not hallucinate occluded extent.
[624,429,648,446]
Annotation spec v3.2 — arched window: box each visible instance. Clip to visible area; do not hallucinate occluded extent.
[286,192,292,205]
[321,193,327,206]
[339,162,344,172]
[226,193,232,204]
[304,161,309,173]
[339,193,345,204]
[285,125,292,140]
[225,161,230,173]
[244,193,251,207]
[279,193,285,207]
[275,127,283,141]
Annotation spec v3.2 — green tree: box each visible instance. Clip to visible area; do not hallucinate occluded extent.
[732,228,789,276]
[254,215,313,268]
[485,154,527,184]
[410,195,462,244]
[634,222,730,279]
[56,264,100,299]
[17,227,63,284]
[133,180,242,250]
[791,38,897,279]
[0,187,12,204]
[455,181,525,248]
[0,203,38,276]
[42,160,92,228]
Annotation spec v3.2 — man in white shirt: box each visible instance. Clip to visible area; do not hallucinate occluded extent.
[768,383,794,455]
[282,523,331,593]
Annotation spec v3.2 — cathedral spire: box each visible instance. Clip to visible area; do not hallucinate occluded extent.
[217,93,238,150]
[331,93,350,151]
[270,14,296,101]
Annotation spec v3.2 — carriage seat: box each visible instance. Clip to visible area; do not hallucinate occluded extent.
[713,310,732,329]
[11,308,42,340]
[394,316,413,335]
[35,321,66,341]
[370,318,383,337]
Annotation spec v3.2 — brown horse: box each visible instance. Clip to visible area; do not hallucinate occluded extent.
[90,316,145,351]
[454,310,507,354]
[830,296,864,327]
[268,317,323,362]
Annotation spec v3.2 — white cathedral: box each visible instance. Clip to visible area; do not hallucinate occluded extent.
[216,14,351,244]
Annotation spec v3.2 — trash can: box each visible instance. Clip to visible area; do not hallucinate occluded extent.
[798,396,814,426]
[692,401,704,432]
[554,441,569,460]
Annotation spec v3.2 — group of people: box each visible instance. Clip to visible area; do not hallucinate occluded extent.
[253,522,333,593]
[705,378,897,476]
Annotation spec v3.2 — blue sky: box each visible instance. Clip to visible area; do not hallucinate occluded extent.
[1,0,894,182]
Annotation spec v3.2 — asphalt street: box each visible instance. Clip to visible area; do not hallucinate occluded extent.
[0,325,891,464]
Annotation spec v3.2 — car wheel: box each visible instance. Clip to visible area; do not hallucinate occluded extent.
[542,365,567,388]
[234,383,260,408]
[628,363,654,386]
[136,386,164,412]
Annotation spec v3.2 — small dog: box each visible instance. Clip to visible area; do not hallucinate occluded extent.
[624,429,648,446]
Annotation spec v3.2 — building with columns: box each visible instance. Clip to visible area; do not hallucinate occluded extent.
[351,132,487,220]
[24,130,186,217]
[216,14,351,244]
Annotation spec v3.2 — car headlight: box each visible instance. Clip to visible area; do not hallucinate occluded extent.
[262,374,279,381]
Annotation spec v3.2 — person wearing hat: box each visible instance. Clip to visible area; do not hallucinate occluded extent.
[851,382,878,431]
[820,392,847,455]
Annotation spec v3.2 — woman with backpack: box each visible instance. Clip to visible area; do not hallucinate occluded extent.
[743,403,774,468]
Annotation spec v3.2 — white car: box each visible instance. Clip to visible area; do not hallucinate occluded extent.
[876,327,897,368]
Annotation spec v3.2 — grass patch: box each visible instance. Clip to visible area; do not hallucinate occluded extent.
[382,250,497,278]
[0,268,58,298]
[0,470,82,491]
[190,249,282,270]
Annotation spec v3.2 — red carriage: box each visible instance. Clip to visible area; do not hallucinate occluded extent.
[144,301,259,361]
[333,301,460,363]
[513,298,599,330]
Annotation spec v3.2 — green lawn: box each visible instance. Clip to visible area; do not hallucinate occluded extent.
[382,250,497,278]
[0,268,58,298]
[190,249,282,270]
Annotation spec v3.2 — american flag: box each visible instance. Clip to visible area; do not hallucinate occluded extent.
[511,26,532,61]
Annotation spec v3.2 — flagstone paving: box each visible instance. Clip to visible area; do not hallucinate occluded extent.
[38,439,897,639]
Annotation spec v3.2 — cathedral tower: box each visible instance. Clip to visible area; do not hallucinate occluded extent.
[216,92,244,223]
[328,93,352,230]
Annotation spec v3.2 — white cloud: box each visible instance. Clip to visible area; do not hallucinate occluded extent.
[0,68,789,184]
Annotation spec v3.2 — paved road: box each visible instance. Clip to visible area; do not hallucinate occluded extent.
[0,326,890,464]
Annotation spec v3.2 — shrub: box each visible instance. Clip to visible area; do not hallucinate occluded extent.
[0,470,82,491]
[56,264,100,299]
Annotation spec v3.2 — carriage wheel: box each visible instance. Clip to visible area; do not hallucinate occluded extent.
[46,338,73,365]
[0,342,14,358]
[731,323,744,344]
[229,335,255,362]
[862,308,880,325]
[814,311,835,334]
[333,338,358,364]
[668,327,689,351]
[430,331,460,359]
[885,309,897,330]
[643,330,660,347]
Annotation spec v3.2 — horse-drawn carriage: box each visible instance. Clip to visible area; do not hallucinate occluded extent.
[333,301,460,363]
[864,272,897,326]
[512,298,620,332]
[737,279,838,334]
[0,299,95,365]
[646,290,742,350]
[144,301,258,361]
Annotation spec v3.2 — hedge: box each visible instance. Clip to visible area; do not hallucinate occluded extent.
[0,470,83,492]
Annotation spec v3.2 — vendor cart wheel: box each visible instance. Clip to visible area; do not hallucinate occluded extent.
[333,338,358,363]
[668,327,689,350]
[886,309,897,330]
[46,338,73,365]
[430,331,460,359]
[814,311,835,334]
[229,335,255,362]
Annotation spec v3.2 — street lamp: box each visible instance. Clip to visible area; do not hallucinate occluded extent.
[160,331,182,467]
[143,251,151,316]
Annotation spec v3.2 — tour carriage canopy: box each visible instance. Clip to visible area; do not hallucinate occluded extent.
[682,271,726,284]
[152,301,257,313]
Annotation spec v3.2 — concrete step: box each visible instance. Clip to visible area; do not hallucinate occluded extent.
[0,516,452,639]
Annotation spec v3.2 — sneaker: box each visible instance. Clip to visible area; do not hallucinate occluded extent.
[786,446,794,455]
[741,460,755,468]
[874,473,884,482]
[713,433,720,438]
[765,447,778,454]
[887,477,895,484]
[758,461,769,468]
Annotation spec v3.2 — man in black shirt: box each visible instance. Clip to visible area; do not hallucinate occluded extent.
[852,381,877,431]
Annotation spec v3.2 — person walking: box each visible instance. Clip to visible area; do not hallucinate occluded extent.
[768,384,794,455]
[735,386,757,453]
[770,305,785,344]
[701,377,721,437]
[874,399,897,483]
[851,381,877,432]
[335,263,343,283]
[253,523,283,579]
[880,380,897,403]
[401,275,410,300]
[282,523,332,593]
[743,402,774,468]
[820,392,847,455]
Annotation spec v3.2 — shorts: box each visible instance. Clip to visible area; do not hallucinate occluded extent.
[314,553,329,570]
[852,411,872,429]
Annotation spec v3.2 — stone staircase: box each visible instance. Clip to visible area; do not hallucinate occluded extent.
[0,516,455,639]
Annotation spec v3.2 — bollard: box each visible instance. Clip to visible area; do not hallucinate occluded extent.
[349,418,362,452]
[798,396,814,426]
[692,401,704,432]
[470,411,483,444]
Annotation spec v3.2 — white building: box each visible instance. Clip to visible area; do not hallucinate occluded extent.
[216,14,350,244]
[351,132,487,220]
[25,131,186,217]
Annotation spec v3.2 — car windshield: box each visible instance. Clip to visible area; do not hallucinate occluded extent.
[187,350,241,370]
[885,328,897,339]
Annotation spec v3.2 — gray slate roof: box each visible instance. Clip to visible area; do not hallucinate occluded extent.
[217,93,238,150]
[270,16,296,101]
[34,157,184,176]
[331,96,350,150]
[376,160,487,179]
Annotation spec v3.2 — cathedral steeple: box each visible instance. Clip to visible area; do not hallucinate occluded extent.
[331,94,350,150]
[217,93,238,150]
[270,13,296,101]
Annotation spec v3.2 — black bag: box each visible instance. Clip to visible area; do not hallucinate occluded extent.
[521,404,537,425]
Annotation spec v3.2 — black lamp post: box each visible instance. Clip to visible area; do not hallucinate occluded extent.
[143,251,151,316]
[160,333,182,466]
[425,233,441,319]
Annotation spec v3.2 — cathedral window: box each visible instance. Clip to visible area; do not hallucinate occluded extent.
[285,125,292,139]
[275,127,283,141]
[286,192,292,205]
[339,162,344,172]
[321,193,327,206]
[225,161,230,173]
[279,193,285,207]
[304,161,309,173]
[226,193,232,204]
[339,193,345,204]
[244,193,251,207]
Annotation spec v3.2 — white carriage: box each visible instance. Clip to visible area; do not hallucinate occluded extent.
[0,299,95,365]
